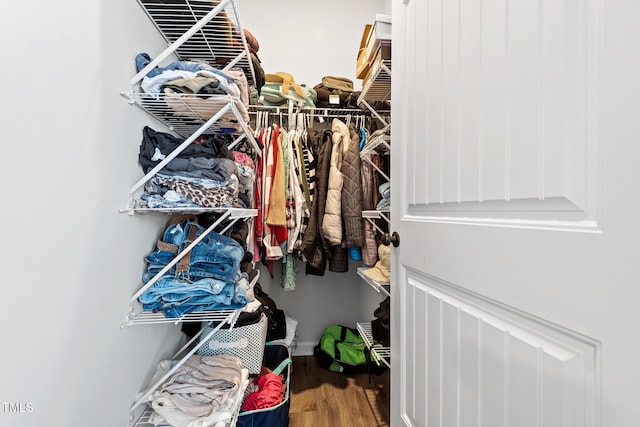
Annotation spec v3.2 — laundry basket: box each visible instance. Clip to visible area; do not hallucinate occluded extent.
[236,344,292,427]
[198,313,268,374]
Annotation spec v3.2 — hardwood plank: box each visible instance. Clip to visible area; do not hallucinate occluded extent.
[288,356,390,427]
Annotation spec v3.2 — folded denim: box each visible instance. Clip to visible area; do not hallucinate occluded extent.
[145,221,243,272]
[139,277,234,304]
[141,281,247,318]
[140,219,247,315]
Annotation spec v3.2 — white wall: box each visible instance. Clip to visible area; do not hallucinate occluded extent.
[239,0,388,91]
[0,1,185,426]
[239,0,389,354]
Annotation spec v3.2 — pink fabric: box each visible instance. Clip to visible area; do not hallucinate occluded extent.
[241,373,285,411]
[234,151,255,169]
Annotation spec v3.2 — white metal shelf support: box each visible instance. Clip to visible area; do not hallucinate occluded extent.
[122,269,258,327]
[131,0,230,87]
[359,99,389,127]
[227,0,257,85]
[362,209,390,235]
[124,208,257,324]
[357,266,390,297]
[358,61,391,126]
[357,322,390,369]
[360,132,391,157]
[120,98,260,213]
[360,130,391,184]
[129,309,239,418]
[132,0,256,88]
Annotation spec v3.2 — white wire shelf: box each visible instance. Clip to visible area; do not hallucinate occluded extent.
[357,322,390,369]
[121,93,260,213]
[122,307,238,327]
[122,204,257,217]
[129,310,249,425]
[124,267,260,328]
[362,209,390,219]
[122,92,253,139]
[357,266,390,297]
[359,59,391,104]
[363,210,390,234]
[249,104,391,117]
[124,265,260,328]
[135,0,256,88]
[123,209,259,327]
[361,133,390,157]
[132,370,248,427]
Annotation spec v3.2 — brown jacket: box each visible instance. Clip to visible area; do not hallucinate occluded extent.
[301,128,333,274]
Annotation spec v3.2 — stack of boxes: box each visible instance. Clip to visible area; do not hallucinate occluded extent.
[356,14,391,89]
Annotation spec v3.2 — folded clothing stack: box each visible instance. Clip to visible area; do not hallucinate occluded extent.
[148,354,249,427]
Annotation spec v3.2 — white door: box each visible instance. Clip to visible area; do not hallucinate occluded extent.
[390,0,640,426]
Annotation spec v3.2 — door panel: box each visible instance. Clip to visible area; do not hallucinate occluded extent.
[391,0,640,426]
[399,0,597,221]
[398,271,598,427]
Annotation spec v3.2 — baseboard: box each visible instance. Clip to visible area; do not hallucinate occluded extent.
[291,341,316,356]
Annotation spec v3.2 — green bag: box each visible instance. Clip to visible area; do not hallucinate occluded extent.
[314,325,370,373]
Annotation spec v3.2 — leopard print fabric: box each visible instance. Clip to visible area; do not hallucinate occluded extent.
[147,175,241,208]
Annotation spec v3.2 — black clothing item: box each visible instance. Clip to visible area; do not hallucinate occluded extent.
[138,126,235,174]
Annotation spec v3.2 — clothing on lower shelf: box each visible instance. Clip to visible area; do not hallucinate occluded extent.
[147,354,249,427]
[135,53,250,125]
[139,216,249,317]
[137,126,257,210]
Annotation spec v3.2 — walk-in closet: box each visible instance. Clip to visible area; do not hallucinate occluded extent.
[121,0,394,425]
[9,0,640,426]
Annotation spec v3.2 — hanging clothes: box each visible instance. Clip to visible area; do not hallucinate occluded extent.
[321,119,347,246]
[341,124,365,249]
[301,128,333,275]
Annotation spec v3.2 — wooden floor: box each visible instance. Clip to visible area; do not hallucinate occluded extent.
[288,356,390,427]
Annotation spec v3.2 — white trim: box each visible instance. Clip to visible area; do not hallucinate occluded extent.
[291,341,316,357]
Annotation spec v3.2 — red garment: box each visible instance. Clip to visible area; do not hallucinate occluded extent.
[253,129,265,263]
[241,373,285,411]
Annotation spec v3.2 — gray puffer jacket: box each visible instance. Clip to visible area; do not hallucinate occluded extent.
[341,124,364,248]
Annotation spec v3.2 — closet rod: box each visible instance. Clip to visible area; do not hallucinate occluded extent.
[249,106,390,118]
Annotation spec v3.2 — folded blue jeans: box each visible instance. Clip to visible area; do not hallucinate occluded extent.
[139,218,247,316]
[142,220,244,283]
[140,277,247,318]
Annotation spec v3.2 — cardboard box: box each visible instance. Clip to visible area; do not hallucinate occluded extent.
[369,14,392,43]
[356,23,373,79]
[369,44,391,65]
[357,15,392,80]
